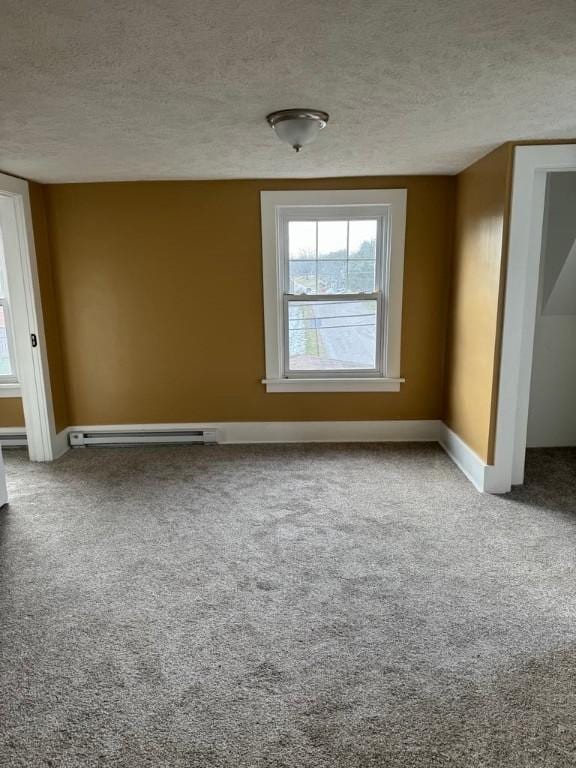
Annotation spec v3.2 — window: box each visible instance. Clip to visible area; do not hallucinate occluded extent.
[261,190,406,392]
[0,222,19,394]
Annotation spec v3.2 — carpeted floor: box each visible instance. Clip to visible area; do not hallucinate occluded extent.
[0,443,575,767]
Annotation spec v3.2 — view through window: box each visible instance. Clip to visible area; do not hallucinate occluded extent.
[0,227,17,381]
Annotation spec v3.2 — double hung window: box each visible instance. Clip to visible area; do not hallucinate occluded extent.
[261,190,406,392]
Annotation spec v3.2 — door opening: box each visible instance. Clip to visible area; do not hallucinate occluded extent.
[526,171,576,451]
[491,145,576,492]
[0,172,60,461]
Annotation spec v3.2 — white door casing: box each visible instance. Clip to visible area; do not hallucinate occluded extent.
[491,144,576,491]
[0,172,60,461]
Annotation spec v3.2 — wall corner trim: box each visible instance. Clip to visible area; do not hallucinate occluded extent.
[52,429,70,459]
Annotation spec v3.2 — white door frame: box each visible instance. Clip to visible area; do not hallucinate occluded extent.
[0,172,60,461]
[491,144,576,492]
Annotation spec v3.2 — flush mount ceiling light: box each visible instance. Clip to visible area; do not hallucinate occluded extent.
[266,109,329,153]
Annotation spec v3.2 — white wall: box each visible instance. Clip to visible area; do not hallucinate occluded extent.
[527,172,576,447]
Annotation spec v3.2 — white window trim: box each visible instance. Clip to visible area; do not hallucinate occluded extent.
[260,189,407,393]
[0,383,21,397]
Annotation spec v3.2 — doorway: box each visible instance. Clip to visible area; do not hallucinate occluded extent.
[491,145,576,492]
[0,172,60,461]
[526,172,576,450]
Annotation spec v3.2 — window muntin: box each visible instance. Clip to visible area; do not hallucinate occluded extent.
[280,210,387,377]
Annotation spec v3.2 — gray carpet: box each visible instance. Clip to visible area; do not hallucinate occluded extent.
[1,443,575,767]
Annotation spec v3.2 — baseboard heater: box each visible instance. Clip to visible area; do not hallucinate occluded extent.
[69,429,219,448]
[0,431,27,448]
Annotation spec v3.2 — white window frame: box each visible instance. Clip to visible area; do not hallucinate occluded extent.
[260,189,407,393]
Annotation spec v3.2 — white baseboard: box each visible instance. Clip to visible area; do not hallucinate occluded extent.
[8,420,511,493]
[52,429,70,459]
[438,424,488,491]
[68,420,442,445]
[438,424,511,493]
[0,428,70,460]
[483,465,512,494]
[526,438,576,448]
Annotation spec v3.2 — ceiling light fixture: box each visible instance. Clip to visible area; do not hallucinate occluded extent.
[266,109,329,153]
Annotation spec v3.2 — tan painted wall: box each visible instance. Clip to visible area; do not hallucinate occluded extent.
[0,398,25,428]
[43,176,455,426]
[443,144,513,463]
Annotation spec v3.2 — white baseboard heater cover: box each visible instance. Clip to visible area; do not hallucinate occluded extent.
[69,429,219,448]
[0,432,27,447]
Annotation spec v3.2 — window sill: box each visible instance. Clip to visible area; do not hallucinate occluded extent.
[0,383,21,398]
[263,377,404,393]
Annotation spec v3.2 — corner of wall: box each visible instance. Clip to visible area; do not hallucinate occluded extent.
[441,143,513,465]
[440,174,459,426]
[486,143,515,463]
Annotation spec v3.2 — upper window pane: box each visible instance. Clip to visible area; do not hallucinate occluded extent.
[317,261,347,294]
[287,216,380,295]
[348,260,376,293]
[288,221,316,260]
[349,219,377,260]
[318,221,347,260]
[289,260,316,294]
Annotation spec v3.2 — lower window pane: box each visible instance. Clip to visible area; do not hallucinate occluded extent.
[0,306,13,376]
[288,300,377,371]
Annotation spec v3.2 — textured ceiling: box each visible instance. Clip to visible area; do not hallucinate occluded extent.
[1,0,575,182]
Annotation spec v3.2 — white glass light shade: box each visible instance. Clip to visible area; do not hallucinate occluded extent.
[267,109,329,152]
